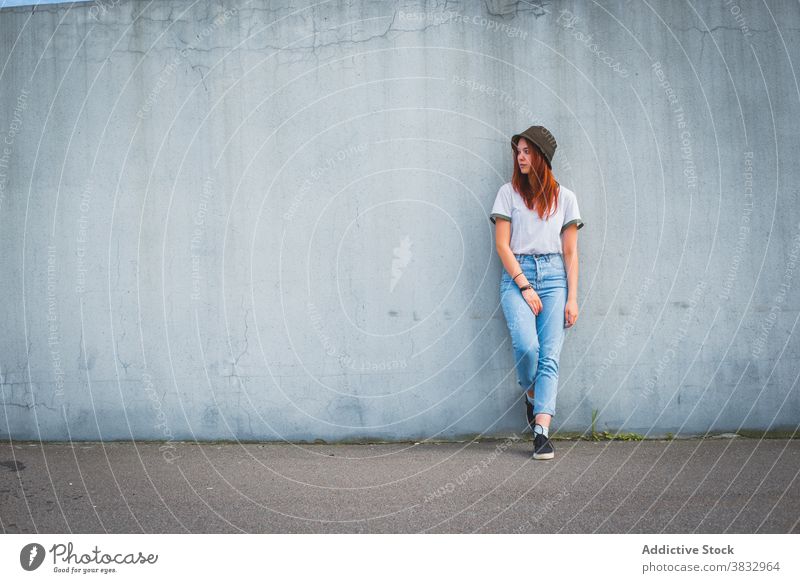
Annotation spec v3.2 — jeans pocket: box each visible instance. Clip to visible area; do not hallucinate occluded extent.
[541,267,567,287]
[500,273,514,293]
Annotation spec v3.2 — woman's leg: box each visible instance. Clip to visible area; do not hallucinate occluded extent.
[500,284,539,407]
[531,284,567,430]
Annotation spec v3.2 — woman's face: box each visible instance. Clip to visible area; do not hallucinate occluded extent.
[516,137,532,174]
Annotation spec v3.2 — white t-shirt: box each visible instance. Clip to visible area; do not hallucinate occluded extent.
[489,182,584,254]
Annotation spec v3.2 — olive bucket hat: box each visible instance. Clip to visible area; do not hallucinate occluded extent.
[511,125,557,169]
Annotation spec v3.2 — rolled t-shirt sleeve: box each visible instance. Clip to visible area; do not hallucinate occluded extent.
[489,185,512,224]
[560,189,585,233]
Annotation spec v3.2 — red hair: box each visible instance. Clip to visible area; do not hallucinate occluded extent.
[511,141,560,220]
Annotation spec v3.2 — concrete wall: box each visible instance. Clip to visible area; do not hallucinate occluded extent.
[1,0,798,442]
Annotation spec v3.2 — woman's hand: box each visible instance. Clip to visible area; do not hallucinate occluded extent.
[565,298,579,327]
[522,288,542,315]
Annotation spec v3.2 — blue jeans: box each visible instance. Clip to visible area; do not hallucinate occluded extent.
[500,253,568,418]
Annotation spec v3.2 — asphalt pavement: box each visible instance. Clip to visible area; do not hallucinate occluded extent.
[1,437,798,533]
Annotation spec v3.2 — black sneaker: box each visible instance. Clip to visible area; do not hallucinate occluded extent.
[525,397,535,434]
[533,432,554,460]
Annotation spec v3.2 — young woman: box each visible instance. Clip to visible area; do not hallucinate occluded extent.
[490,126,584,460]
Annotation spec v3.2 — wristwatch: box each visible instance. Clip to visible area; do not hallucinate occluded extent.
[519,284,533,292]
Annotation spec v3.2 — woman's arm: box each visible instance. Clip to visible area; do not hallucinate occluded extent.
[495,219,542,314]
[494,219,524,283]
[562,225,579,327]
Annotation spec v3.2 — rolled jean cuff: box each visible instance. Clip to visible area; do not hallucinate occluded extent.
[522,387,554,416]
